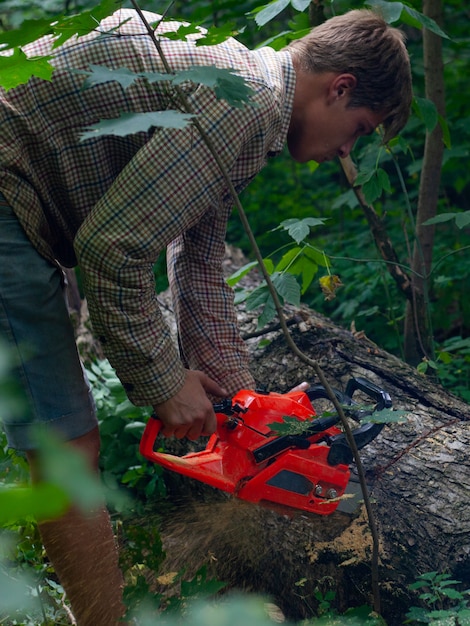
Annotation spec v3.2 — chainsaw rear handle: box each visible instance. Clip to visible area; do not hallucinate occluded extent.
[140,409,228,448]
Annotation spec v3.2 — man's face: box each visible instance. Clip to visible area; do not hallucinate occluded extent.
[287,70,385,164]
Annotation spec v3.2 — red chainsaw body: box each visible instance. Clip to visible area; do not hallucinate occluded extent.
[140,388,351,515]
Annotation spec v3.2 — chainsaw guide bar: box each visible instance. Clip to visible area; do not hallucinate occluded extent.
[140,377,391,516]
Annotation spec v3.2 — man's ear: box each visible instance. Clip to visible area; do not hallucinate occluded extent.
[328,73,357,102]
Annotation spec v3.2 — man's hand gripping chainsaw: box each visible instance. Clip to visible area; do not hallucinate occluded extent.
[140,377,391,515]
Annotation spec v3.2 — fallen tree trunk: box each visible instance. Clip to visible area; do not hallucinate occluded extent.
[120,249,470,623]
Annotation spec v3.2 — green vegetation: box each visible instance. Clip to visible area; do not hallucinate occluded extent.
[0,0,469,623]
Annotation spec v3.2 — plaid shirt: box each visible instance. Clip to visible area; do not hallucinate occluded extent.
[0,9,296,406]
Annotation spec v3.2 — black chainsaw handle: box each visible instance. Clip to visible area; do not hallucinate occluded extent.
[344,376,392,412]
[252,377,391,465]
[307,377,391,416]
[325,377,392,466]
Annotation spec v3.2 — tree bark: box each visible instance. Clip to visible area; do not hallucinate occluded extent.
[138,249,470,625]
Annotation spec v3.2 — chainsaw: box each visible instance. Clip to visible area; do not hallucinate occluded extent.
[139,377,391,516]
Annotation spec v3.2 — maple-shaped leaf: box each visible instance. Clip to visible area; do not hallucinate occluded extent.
[173,66,255,108]
[52,0,120,47]
[73,65,148,91]
[214,76,255,109]
[194,23,240,46]
[0,18,54,49]
[0,49,53,91]
[80,110,193,140]
[154,22,202,42]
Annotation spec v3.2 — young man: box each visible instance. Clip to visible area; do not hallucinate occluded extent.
[0,8,412,624]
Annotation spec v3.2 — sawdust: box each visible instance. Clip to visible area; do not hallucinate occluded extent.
[159,497,282,576]
[125,493,382,620]
[306,505,373,566]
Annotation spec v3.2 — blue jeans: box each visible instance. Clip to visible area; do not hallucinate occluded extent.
[0,193,97,450]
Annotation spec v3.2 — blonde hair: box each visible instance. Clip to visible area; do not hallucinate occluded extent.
[287,10,412,141]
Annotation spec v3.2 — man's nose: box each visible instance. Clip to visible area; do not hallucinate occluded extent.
[337,138,356,158]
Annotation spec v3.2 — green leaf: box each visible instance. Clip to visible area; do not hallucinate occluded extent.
[291,0,311,11]
[75,65,155,90]
[275,246,302,272]
[365,0,403,24]
[245,284,271,311]
[455,211,470,229]
[332,189,359,210]
[417,361,428,374]
[257,296,277,328]
[438,351,453,365]
[173,66,234,88]
[226,261,258,287]
[272,271,301,306]
[0,49,53,90]
[362,172,383,204]
[354,168,374,186]
[282,219,309,244]
[279,217,327,244]
[52,0,121,47]
[80,110,193,140]
[267,415,313,435]
[195,23,240,46]
[304,245,330,268]
[299,259,318,293]
[156,22,202,42]
[245,284,277,328]
[413,96,438,132]
[361,408,408,424]
[34,430,105,511]
[252,0,291,27]
[441,337,470,352]
[168,66,256,108]
[274,247,320,294]
[401,5,450,39]
[0,483,69,524]
[233,288,249,304]
[377,168,392,194]
[0,567,38,613]
[366,0,449,38]
[423,212,457,226]
[214,76,255,108]
[0,17,54,48]
[423,212,470,229]
[439,114,451,149]
[441,588,465,600]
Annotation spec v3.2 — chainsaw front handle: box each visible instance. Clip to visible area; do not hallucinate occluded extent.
[252,377,391,466]
[325,377,392,465]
